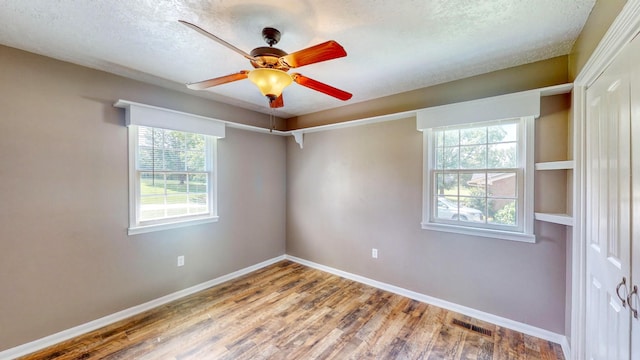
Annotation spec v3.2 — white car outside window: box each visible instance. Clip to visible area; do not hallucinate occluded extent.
[436,197,484,222]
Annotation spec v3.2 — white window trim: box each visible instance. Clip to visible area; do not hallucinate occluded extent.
[115,100,225,235]
[417,92,537,243]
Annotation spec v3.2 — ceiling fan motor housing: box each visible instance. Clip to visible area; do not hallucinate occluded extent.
[249,46,289,70]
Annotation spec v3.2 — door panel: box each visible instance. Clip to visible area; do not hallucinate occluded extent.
[585,39,632,359]
[587,276,603,357]
[607,297,625,359]
[629,33,640,360]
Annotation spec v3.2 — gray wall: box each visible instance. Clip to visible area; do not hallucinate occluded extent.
[0,45,286,351]
[286,95,571,334]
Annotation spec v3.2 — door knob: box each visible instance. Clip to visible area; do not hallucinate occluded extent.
[616,277,628,307]
[628,285,638,319]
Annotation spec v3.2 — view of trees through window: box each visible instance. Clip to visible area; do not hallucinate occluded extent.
[432,121,519,226]
[137,126,209,221]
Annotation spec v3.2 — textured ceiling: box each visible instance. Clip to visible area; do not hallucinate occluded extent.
[0,0,595,118]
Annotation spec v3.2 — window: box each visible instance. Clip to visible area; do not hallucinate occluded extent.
[115,100,225,235]
[417,91,537,242]
[429,119,526,227]
[133,125,215,224]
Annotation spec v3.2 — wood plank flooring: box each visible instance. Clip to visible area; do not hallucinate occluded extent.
[19,261,564,359]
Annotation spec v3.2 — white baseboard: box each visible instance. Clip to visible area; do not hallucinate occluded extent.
[285,255,570,359]
[0,255,286,360]
[560,336,571,360]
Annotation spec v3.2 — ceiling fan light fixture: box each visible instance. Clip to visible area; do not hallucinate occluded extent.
[248,68,292,99]
[179,21,351,108]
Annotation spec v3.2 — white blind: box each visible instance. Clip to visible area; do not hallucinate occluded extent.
[115,100,225,138]
[137,126,208,172]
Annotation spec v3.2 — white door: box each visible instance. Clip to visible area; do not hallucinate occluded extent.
[629,33,640,360]
[584,34,633,360]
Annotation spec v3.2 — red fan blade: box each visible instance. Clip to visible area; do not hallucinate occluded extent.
[186,71,249,90]
[292,73,352,101]
[269,94,284,108]
[280,41,347,68]
[179,20,255,61]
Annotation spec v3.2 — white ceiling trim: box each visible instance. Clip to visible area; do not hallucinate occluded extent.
[286,83,573,148]
[112,83,572,149]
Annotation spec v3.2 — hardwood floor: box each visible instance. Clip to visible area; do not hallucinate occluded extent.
[20,261,564,359]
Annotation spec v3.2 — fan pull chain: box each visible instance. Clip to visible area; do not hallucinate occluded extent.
[270,113,274,133]
[269,102,275,133]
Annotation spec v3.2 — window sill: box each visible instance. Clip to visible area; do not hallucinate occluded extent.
[129,216,219,235]
[421,222,536,243]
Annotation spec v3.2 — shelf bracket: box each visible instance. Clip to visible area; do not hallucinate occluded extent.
[292,131,304,149]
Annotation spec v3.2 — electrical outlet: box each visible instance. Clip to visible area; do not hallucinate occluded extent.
[372,248,378,259]
[177,255,185,267]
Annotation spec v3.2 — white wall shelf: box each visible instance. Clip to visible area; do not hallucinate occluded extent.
[535,159,574,226]
[534,212,574,226]
[535,160,574,170]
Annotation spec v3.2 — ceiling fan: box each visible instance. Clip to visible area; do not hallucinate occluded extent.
[179,20,353,109]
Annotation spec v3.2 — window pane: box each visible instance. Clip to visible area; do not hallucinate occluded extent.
[443,129,459,147]
[137,171,209,222]
[489,199,517,226]
[166,195,189,217]
[140,208,166,221]
[435,196,459,220]
[140,173,165,195]
[189,194,208,214]
[185,132,204,148]
[460,127,486,145]
[458,196,486,222]
[488,123,517,143]
[138,126,155,147]
[164,131,185,150]
[167,208,189,217]
[186,151,205,171]
[153,129,164,149]
[164,149,185,171]
[140,195,165,221]
[137,126,164,150]
[138,148,157,171]
[460,173,486,196]
[189,194,208,205]
[436,173,458,197]
[141,149,160,171]
[488,142,517,168]
[166,174,187,193]
[189,174,208,193]
[459,145,486,169]
[166,194,188,204]
[486,172,517,198]
[436,146,459,169]
[140,195,165,205]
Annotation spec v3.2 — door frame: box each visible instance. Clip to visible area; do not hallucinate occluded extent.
[572,1,640,359]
